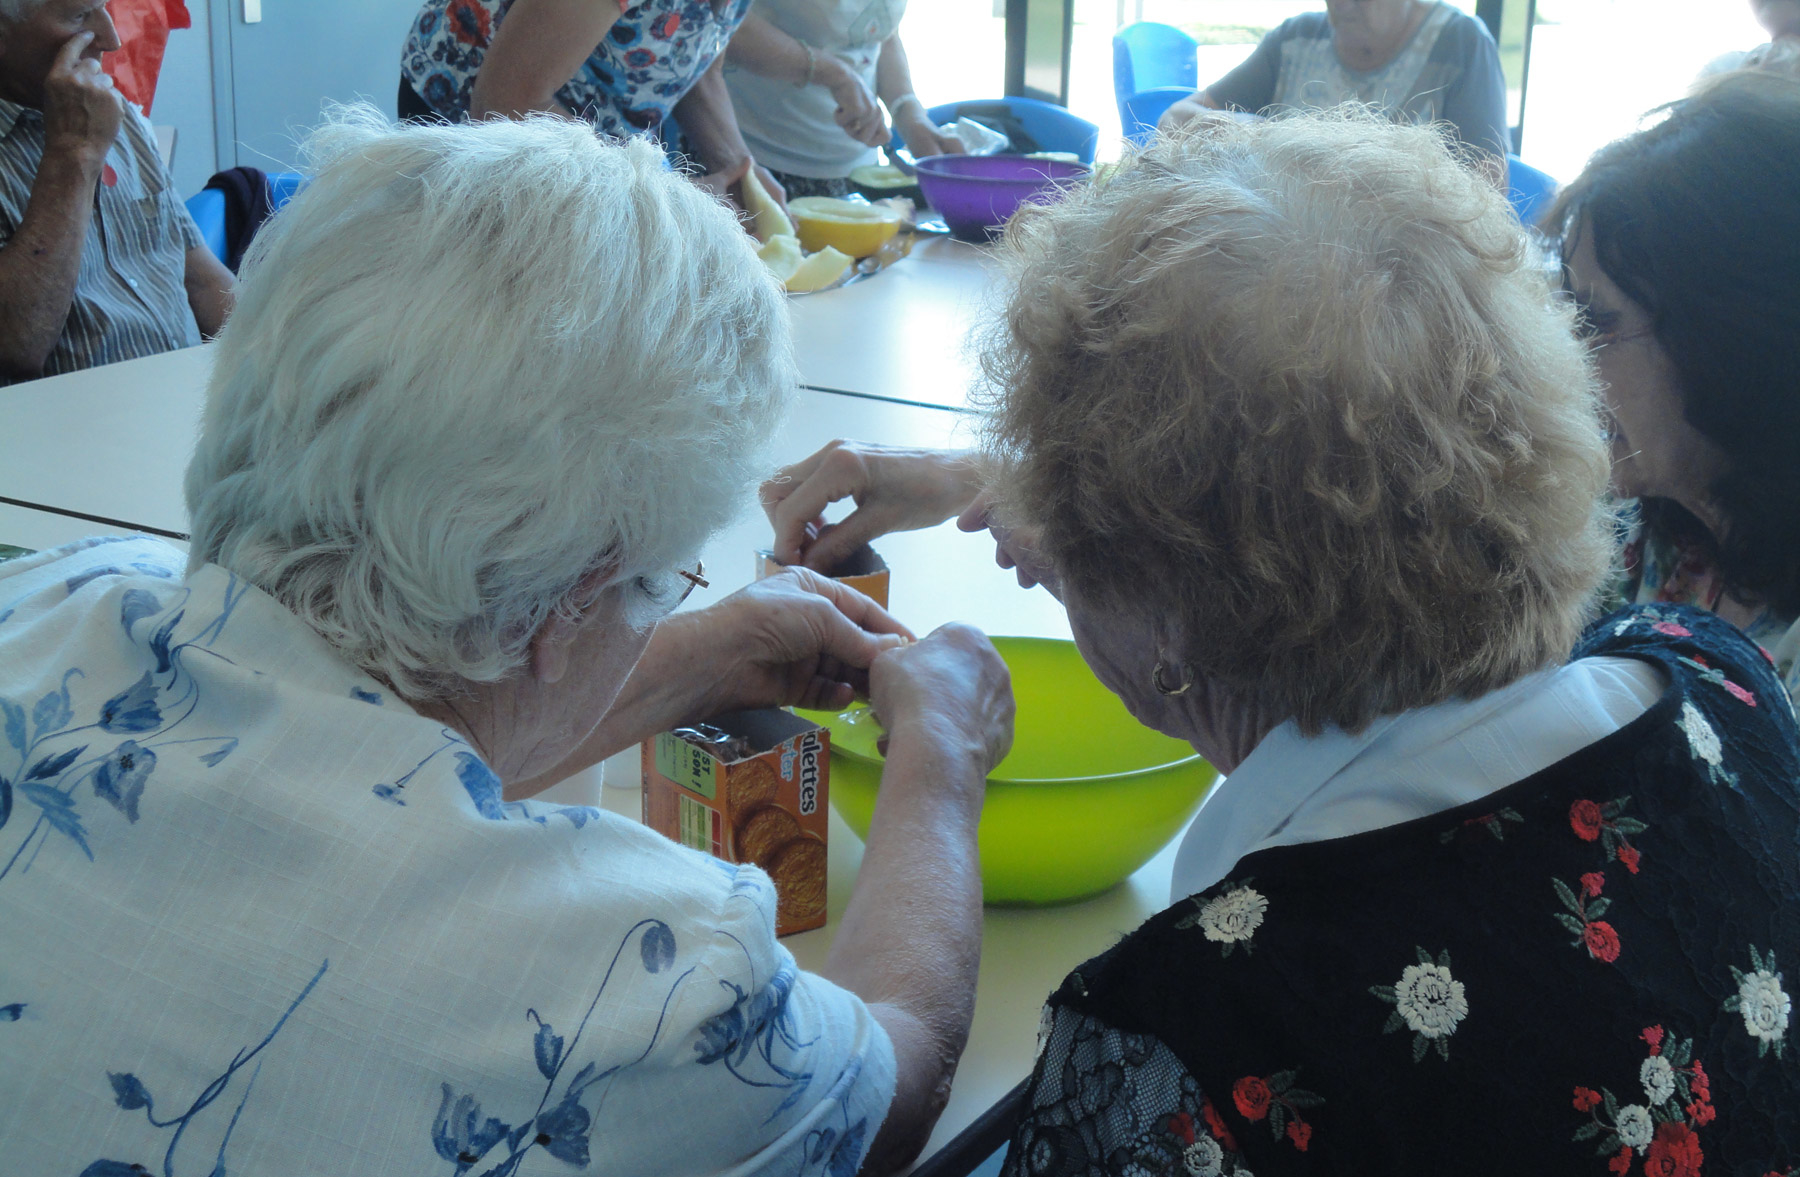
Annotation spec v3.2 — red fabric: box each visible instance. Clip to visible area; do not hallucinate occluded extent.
[101,0,192,115]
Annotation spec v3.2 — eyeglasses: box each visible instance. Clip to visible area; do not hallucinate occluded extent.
[673,561,708,608]
[1555,275,1656,351]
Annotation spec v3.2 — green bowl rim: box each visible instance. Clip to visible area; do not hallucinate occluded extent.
[812,635,1209,786]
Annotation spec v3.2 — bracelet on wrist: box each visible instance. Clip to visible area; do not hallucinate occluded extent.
[797,42,816,89]
[889,93,924,119]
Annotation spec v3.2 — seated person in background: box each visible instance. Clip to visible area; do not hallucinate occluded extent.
[723,0,960,200]
[1159,0,1508,177]
[0,0,233,385]
[774,112,1800,1167]
[1701,0,1800,82]
[1556,72,1800,699]
[0,108,1013,1175]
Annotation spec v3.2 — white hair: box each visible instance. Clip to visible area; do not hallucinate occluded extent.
[184,105,794,698]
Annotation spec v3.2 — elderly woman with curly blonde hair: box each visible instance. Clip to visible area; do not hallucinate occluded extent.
[0,109,1014,1175]
[766,112,1800,1168]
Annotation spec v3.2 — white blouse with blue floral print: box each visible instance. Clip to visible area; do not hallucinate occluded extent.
[0,537,893,1177]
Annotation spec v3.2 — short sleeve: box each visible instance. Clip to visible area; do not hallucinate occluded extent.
[173,191,204,252]
[591,860,898,1177]
[1436,17,1510,160]
[1204,21,1289,113]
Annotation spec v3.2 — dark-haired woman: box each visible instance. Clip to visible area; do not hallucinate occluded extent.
[1556,70,1800,698]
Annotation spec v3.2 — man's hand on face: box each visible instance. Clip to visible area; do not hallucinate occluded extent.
[41,31,122,163]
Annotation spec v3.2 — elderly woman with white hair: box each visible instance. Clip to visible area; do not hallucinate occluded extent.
[766,114,1800,1167]
[0,109,1012,1175]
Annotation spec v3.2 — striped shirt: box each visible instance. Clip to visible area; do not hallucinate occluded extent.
[0,97,203,386]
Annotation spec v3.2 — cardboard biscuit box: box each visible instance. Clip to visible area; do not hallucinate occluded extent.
[755,545,889,609]
[642,710,830,936]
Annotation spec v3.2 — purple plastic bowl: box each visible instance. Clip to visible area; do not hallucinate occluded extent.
[913,154,1093,243]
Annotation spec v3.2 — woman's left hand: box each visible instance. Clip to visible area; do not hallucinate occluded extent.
[695,156,789,220]
[893,106,963,158]
[666,568,914,716]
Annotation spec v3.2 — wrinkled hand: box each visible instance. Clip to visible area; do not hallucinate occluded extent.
[696,157,789,224]
[42,32,124,162]
[762,441,983,570]
[823,59,888,147]
[1158,96,1262,137]
[893,111,963,159]
[957,491,1059,596]
[691,567,913,714]
[870,622,1013,777]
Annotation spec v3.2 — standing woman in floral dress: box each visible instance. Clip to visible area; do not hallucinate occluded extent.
[401,0,788,210]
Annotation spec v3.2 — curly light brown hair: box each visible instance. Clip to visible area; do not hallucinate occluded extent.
[981,111,1614,734]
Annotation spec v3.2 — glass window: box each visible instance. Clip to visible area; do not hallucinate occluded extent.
[1523,0,1767,181]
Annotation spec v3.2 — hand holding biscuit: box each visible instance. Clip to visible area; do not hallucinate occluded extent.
[682,566,913,716]
[869,622,1014,782]
[761,441,983,571]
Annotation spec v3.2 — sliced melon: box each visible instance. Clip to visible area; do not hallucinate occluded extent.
[848,164,914,190]
[742,169,796,243]
[786,197,904,258]
[849,163,925,205]
[757,234,804,283]
[784,246,854,293]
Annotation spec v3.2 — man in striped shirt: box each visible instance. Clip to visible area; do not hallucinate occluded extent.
[0,0,235,385]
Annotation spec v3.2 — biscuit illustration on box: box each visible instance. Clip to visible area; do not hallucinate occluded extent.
[768,835,827,925]
[642,710,830,936]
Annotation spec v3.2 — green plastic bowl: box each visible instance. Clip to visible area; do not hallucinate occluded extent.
[804,636,1216,904]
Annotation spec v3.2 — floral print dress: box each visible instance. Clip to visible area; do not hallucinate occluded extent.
[402,0,755,143]
[1005,606,1799,1176]
[1617,509,1800,703]
[0,538,893,1176]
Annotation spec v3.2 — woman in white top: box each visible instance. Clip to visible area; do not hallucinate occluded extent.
[1159,0,1509,178]
[0,109,1012,1176]
[723,0,962,198]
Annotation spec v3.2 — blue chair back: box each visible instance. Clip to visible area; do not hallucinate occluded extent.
[892,97,1100,165]
[186,188,228,265]
[268,171,307,212]
[1505,155,1558,228]
[1119,86,1196,145]
[1113,22,1198,105]
[185,172,308,268]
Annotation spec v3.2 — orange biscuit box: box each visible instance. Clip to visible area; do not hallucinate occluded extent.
[642,709,830,936]
[755,545,889,610]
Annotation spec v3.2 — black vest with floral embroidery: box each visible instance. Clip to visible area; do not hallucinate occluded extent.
[1005,607,1800,1177]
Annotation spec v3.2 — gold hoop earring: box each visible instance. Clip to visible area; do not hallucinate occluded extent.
[1152,661,1193,696]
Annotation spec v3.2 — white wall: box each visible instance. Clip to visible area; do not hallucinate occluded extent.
[143,0,217,198]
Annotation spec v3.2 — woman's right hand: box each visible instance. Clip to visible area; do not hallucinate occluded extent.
[869,623,1014,785]
[820,57,889,147]
[1159,96,1262,136]
[761,441,983,570]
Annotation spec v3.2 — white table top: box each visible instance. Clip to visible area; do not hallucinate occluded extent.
[0,250,1183,1170]
[788,235,999,410]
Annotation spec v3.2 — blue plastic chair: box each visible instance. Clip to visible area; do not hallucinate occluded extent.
[1113,22,1199,106]
[1119,86,1197,145]
[890,97,1100,165]
[267,171,306,212]
[185,188,228,265]
[184,171,308,267]
[1505,155,1558,228]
